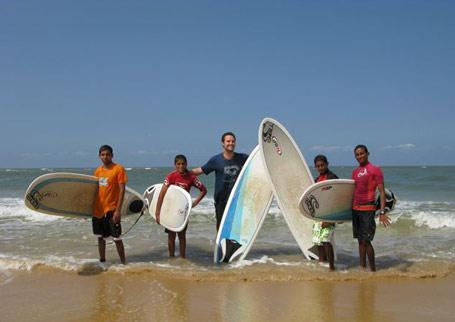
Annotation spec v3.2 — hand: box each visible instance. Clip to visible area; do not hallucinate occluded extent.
[113,209,121,224]
[379,214,391,227]
[321,222,334,228]
[155,212,160,225]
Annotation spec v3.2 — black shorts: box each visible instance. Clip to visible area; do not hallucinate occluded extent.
[352,210,376,242]
[92,211,122,240]
[165,224,188,234]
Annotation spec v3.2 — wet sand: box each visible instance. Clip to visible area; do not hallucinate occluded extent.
[1,269,454,322]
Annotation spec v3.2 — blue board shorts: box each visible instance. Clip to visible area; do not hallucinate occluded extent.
[352,210,376,242]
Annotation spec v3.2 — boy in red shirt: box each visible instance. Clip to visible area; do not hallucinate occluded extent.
[352,145,391,271]
[156,155,207,258]
[93,145,127,264]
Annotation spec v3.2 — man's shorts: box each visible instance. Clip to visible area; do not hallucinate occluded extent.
[352,210,376,242]
[92,211,122,240]
[312,222,335,246]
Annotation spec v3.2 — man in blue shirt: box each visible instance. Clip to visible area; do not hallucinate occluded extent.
[192,132,248,231]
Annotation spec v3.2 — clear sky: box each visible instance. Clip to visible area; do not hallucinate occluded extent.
[1,0,454,167]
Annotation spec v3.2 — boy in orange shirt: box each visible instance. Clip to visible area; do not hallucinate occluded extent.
[93,145,128,264]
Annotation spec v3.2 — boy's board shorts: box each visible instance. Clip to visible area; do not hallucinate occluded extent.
[312,222,335,246]
[352,210,376,242]
[164,224,188,234]
[92,211,122,241]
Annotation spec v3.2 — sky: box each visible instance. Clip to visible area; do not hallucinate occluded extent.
[1,0,454,167]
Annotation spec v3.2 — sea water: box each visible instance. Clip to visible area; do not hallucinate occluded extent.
[0,167,454,281]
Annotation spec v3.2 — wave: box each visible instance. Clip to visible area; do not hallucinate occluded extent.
[0,253,453,281]
[1,197,455,229]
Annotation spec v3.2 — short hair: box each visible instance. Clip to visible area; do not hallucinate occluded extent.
[174,154,187,164]
[99,145,113,155]
[221,132,236,142]
[314,154,328,165]
[354,144,369,153]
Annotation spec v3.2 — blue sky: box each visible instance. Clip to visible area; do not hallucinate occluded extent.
[1,0,454,167]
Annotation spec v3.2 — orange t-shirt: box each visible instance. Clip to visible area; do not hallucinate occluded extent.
[93,163,128,217]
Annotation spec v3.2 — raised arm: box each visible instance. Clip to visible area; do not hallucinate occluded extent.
[191,167,204,176]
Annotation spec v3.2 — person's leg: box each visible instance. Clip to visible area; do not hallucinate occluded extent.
[323,242,335,270]
[366,241,376,271]
[178,231,186,258]
[358,240,367,269]
[215,201,227,231]
[114,240,126,264]
[98,237,106,262]
[317,245,327,262]
[168,232,176,257]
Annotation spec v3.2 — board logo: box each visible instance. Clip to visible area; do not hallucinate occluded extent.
[272,136,282,156]
[262,123,274,143]
[304,195,319,217]
[26,189,42,209]
[322,186,333,191]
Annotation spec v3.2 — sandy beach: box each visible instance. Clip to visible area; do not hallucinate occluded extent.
[1,267,454,322]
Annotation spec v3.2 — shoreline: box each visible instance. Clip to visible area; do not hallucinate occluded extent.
[1,269,454,321]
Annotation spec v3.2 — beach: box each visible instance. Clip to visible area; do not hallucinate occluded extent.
[1,267,454,321]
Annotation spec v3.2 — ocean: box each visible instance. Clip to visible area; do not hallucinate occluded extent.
[1,166,454,283]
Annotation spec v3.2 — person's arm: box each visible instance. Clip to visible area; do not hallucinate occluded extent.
[377,183,391,227]
[191,167,204,176]
[191,181,207,208]
[113,183,125,224]
[155,184,169,225]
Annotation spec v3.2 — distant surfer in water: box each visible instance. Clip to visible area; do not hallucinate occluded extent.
[312,155,338,271]
[352,144,391,271]
[93,145,127,264]
[155,154,207,258]
[192,132,248,231]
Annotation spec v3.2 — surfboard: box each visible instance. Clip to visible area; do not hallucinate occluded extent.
[24,172,145,218]
[143,183,192,232]
[214,146,274,263]
[259,118,319,260]
[299,179,355,222]
[299,179,397,222]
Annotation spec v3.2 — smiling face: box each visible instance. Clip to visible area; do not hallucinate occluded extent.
[99,149,113,166]
[222,134,236,153]
[354,147,369,166]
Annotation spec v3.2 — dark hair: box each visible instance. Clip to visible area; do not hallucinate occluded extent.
[221,132,236,142]
[99,145,113,155]
[174,154,187,164]
[354,144,369,153]
[314,154,328,165]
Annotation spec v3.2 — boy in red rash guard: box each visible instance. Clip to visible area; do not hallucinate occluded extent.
[155,155,207,258]
[352,145,391,271]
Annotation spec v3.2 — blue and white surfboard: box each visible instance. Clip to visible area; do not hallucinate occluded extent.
[214,146,274,263]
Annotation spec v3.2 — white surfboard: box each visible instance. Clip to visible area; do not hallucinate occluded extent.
[299,179,355,222]
[143,184,192,232]
[24,172,145,218]
[299,180,397,222]
[214,146,274,263]
[259,118,319,260]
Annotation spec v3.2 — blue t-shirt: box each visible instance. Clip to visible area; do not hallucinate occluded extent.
[201,152,249,203]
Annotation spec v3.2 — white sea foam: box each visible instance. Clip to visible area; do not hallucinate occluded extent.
[394,200,455,229]
[0,198,62,223]
[228,256,307,269]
